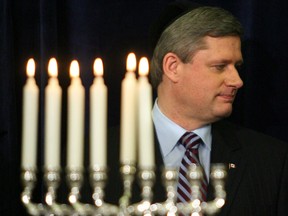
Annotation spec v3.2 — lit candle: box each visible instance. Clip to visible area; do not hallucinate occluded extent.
[120,53,137,164]
[138,57,155,168]
[21,58,39,169]
[90,58,107,168]
[67,60,85,169]
[44,58,62,168]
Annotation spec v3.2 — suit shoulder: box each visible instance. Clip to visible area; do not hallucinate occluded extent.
[214,120,288,151]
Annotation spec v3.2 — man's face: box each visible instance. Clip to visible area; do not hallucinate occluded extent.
[174,36,243,124]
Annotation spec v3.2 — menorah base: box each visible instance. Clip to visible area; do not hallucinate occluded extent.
[21,164,227,215]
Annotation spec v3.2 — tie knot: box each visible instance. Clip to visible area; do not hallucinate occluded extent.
[180,132,201,150]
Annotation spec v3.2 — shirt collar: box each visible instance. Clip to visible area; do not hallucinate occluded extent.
[152,99,212,157]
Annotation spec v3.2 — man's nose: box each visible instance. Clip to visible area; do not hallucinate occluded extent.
[225,67,244,89]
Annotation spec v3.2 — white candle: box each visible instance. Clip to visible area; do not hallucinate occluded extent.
[90,58,107,167]
[67,60,85,169]
[44,58,62,168]
[138,57,155,168]
[21,58,39,169]
[120,53,137,164]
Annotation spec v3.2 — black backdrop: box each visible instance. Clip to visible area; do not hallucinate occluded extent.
[1,0,288,215]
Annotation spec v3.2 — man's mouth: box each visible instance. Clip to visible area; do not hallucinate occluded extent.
[218,93,235,102]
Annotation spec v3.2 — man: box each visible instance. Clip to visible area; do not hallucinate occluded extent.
[105,2,288,215]
[149,2,288,216]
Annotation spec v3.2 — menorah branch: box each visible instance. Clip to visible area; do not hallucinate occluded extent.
[21,167,46,216]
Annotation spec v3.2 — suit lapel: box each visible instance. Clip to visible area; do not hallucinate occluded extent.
[209,121,247,215]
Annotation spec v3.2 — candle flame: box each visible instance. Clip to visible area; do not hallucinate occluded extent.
[139,57,149,76]
[48,58,58,77]
[126,53,136,72]
[93,58,104,76]
[70,60,80,78]
[26,58,35,77]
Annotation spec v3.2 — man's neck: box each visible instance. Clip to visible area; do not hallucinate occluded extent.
[157,98,207,131]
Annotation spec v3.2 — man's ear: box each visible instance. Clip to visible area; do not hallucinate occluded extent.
[162,52,181,83]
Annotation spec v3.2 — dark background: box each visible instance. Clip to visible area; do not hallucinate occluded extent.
[1,0,288,215]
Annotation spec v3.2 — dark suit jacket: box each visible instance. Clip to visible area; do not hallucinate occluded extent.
[106,120,288,216]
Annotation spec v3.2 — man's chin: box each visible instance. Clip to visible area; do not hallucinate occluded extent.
[214,108,233,120]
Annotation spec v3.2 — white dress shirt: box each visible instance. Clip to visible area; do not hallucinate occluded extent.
[152,99,212,180]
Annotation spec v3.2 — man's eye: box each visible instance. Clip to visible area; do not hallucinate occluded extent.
[214,65,226,71]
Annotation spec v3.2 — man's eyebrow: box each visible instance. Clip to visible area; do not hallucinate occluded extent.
[209,59,244,65]
[236,59,244,66]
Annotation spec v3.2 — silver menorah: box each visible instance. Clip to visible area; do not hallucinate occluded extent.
[21,162,227,216]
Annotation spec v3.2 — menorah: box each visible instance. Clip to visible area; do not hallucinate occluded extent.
[21,55,227,215]
[21,163,227,216]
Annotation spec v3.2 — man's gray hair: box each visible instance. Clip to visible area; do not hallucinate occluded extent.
[150,6,243,88]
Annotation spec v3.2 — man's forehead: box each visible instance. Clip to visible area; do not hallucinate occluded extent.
[190,36,242,60]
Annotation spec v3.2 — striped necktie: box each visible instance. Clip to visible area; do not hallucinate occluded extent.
[177,132,208,203]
